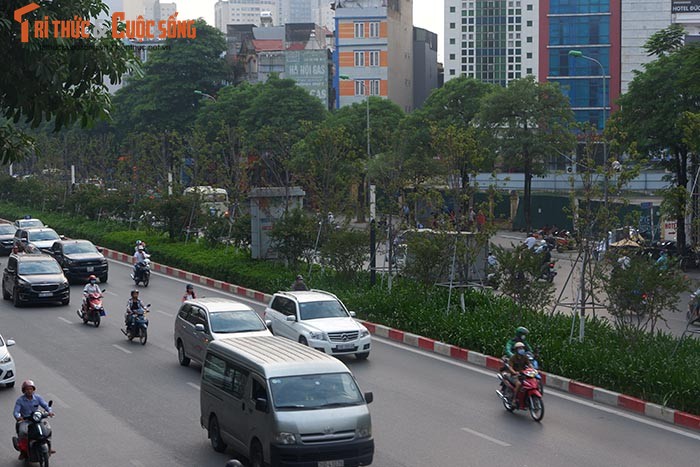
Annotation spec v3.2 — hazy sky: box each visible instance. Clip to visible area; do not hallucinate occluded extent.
[174,0,445,60]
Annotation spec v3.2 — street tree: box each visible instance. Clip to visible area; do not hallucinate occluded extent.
[478,77,576,231]
[111,19,227,134]
[0,0,136,164]
[603,252,689,333]
[491,245,555,314]
[291,122,361,217]
[616,40,700,253]
[240,77,327,204]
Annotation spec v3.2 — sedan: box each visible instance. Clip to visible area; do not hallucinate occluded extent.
[0,224,16,255]
[0,334,16,388]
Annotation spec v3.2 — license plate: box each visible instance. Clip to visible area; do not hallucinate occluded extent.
[87,266,94,272]
[337,343,355,350]
[38,292,53,297]
[319,461,344,467]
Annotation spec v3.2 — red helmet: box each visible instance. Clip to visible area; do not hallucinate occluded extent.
[21,380,36,392]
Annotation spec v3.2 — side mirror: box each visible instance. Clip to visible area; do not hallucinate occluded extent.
[286,315,297,322]
[6,339,15,347]
[364,392,373,404]
[265,319,273,330]
[349,311,357,318]
[62,268,69,274]
[59,235,66,240]
[97,247,104,253]
[195,323,206,333]
[255,398,268,412]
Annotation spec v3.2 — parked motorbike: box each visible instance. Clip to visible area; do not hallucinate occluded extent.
[540,261,557,283]
[77,290,106,327]
[131,255,151,287]
[688,288,700,325]
[496,364,544,422]
[122,305,150,345]
[554,230,577,252]
[12,400,53,466]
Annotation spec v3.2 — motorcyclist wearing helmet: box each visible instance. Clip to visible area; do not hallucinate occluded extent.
[133,245,148,280]
[291,275,309,291]
[182,284,196,302]
[82,275,102,315]
[505,326,534,358]
[125,289,146,328]
[13,380,54,460]
[507,342,531,406]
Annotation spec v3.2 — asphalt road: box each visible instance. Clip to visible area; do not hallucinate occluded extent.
[0,256,697,466]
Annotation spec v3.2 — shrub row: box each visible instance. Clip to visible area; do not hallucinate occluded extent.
[2,201,699,414]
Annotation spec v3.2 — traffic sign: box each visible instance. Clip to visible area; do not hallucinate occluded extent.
[640,202,652,209]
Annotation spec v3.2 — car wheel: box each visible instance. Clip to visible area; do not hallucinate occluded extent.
[299,336,308,346]
[250,440,264,467]
[355,352,370,360]
[208,415,227,453]
[12,288,22,308]
[99,274,108,284]
[177,341,190,367]
[61,296,70,306]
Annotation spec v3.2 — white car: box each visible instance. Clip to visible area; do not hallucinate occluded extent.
[264,290,371,360]
[0,333,16,388]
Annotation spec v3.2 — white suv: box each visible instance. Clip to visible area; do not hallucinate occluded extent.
[265,290,371,360]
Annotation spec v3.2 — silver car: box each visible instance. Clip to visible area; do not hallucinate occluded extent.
[174,297,271,367]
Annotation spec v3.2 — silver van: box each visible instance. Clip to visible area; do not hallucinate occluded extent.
[200,336,374,467]
[174,297,271,367]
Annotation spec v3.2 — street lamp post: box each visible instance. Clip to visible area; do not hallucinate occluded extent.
[194,90,217,102]
[568,50,608,211]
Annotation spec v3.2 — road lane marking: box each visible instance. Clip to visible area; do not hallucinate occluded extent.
[376,337,700,442]
[104,290,118,296]
[461,427,511,447]
[112,344,132,354]
[57,317,72,324]
[154,309,173,317]
[129,461,145,467]
[45,393,71,409]
[187,382,200,390]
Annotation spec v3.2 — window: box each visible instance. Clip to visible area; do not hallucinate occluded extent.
[202,353,227,389]
[252,378,268,402]
[178,304,192,320]
[271,297,295,316]
[526,52,532,59]
[369,51,379,67]
[203,353,248,398]
[370,80,380,96]
[355,80,366,96]
[450,38,455,44]
[526,20,532,27]
[354,22,364,38]
[450,22,455,29]
[449,53,456,60]
[369,22,380,38]
[526,4,532,10]
[354,51,365,67]
[526,36,532,43]
[449,69,456,75]
[450,6,456,12]
[526,68,532,74]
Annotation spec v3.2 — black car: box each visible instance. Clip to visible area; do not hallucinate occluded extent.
[50,240,108,283]
[2,254,70,307]
[0,224,16,255]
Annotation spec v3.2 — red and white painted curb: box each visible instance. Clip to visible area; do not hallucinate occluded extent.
[102,247,700,432]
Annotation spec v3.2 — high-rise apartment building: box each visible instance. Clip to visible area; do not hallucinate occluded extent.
[443,0,539,85]
[333,0,414,112]
[215,0,280,33]
[281,0,316,24]
[413,27,438,108]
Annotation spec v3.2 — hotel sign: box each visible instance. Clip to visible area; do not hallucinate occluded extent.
[672,0,700,13]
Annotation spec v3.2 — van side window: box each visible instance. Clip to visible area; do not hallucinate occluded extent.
[222,363,248,398]
[252,378,267,401]
[203,353,227,388]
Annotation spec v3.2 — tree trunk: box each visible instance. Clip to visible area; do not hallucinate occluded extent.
[677,149,688,254]
[356,175,366,223]
[524,152,532,232]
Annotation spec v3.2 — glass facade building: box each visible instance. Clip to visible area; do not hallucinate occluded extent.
[543,0,620,131]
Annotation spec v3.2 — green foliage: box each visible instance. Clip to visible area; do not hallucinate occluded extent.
[644,24,686,57]
[269,208,317,265]
[603,252,690,332]
[319,228,369,277]
[491,245,555,313]
[1,0,136,164]
[400,232,452,284]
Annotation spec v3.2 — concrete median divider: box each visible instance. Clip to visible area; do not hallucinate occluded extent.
[100,246,700,433]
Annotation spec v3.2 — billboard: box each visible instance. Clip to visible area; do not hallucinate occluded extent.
[285,50,329,108]
[672,0,700,13]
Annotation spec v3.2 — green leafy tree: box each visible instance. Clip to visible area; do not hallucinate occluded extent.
[644,24,686,57]
[478,77,575,231]
[319,229,369,277]
[1,0,136,164]
[269,208,317,266]
[111,19,226,134]
[616,42,700,252]
[491,245,555,314]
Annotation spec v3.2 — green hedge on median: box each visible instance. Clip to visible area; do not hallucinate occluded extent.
[2,201,700,415]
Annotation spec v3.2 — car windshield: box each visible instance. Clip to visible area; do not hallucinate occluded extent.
[0,225,15,234]
[18,261,62,275]
[270,373,364,410]
[209,310,266,333]
[63,242,97,255]
[20,220,43,228]
[299,300,348,320]
[28,230,59,242]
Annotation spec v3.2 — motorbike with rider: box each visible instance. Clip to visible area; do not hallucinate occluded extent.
[12,379,55,463]
[78,275,105,326]
[122,289,150,344]
[131,245,151,286]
